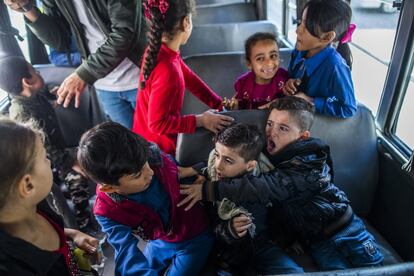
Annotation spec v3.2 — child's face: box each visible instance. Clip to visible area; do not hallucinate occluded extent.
[30,137,53,202]
[265,109,308,155]
[247,39,280,85]
[295,8,331,56]
[24,63,45,96]
[102,162,154,195]
[214,142,254,179]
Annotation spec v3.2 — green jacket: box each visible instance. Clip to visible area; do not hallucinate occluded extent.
[27,0,147,85]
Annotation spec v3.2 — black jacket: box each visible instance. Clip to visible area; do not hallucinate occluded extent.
[0,201,71,276]
[204,138,350,241]
[27,0,147,85]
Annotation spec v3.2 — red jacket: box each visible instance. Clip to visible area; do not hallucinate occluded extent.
[94,147,209,242]
[132,44,222,155]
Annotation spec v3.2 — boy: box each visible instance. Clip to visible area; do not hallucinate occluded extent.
[0,56,98,236]
[181,97,383,270]
[180,123,303,275]
[76,122,213,275]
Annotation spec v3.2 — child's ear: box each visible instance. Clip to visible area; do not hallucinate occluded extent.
[246,160,257,172]
[320,31,336,44]
[17,174,35,198]
[182,15,191,32]
[300,130,310,140]
[22,77,32,89]
[99,184,119,193]
[246,59,252,70]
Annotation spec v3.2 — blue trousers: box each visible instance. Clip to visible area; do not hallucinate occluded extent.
[311,215,384,270]
[96,88,137,129]
[144,230,214,276]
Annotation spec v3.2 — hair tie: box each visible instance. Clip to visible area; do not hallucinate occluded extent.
[143,0,170,20]
[340,23,356,44]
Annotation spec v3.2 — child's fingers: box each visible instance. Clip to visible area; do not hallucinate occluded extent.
[184,198,198,211]
[238,230,248,237]
[177,194,193,207]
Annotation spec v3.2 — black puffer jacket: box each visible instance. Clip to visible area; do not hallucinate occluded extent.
[204,138,349,240]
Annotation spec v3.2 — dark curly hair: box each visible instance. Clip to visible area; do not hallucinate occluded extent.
[303,0,353,69]
[269,96,315,131]
[214,123,264,162]
[140,0,195,90]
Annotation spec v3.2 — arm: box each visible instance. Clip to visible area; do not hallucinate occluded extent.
[180,60,222,109]
[312,66,357,118]
[147,66,197,135]
[96,216,157,276]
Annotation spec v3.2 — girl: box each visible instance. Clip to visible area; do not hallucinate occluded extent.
[0,119,100,276]
[283,0,357,118]
[132,0,234,155]
[223,32,289,110]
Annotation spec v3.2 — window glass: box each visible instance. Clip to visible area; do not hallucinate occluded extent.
[267,0,297,42]
[8,10,30,60]
[0,89,7,101]
[395,65,414,149]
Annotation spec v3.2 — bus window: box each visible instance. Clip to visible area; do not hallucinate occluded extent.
[267,0,297,42]
[395,64,414,149]
[8,10,29,60]
[350,1,400,114]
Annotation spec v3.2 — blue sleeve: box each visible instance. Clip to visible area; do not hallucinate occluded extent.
[96,216,157,276]
[313,65,357,118]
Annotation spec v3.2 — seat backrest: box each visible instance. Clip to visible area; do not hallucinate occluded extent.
[197,0,245,4]
[194,3,257,24]
[36,65,106,147]
[176,104,378,216]
[181,20,280,58]
[181,48,292,115]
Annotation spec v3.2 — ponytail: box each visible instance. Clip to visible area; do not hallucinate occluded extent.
[140,8,165,90]
[336,42,353,70]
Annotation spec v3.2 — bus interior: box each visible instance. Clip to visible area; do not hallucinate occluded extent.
[1,0,414,275]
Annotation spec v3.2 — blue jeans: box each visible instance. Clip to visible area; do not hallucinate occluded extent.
[311,215,384,270]
[96,88,137,129]
[143,230,214,276]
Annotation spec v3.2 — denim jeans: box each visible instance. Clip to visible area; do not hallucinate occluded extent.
[96,88,137,128]
[311,215,384,270]
[143,230,214,276]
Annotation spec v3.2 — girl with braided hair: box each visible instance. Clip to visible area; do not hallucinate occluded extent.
[132,0,234,155]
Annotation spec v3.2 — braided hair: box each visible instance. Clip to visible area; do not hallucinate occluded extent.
[140,0,195,90]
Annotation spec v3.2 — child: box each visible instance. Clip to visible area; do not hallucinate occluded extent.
[181,97,383,271]
[132,0,234,155]
[283,0,357,118]
[0,56,100,236]
[77,122,214,275]
[223,32,289,110]
[0,118,100,275]
[179,123,303,275]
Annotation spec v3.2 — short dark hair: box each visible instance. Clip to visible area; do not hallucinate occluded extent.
[214,123,264,162]
[0,56,31,95]
[269,97,315,131]
[77,122,149,185]
[245,32,278,62]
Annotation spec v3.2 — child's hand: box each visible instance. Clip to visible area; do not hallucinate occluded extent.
[65,229,102,264]
[178,175,206,211]
[196,110,234,134]
[293,92,314,104]
[289,240,305,255]
[283,79,301,95]
[231,214,252,238]
[178,166,197,179]
[222,97,239,110]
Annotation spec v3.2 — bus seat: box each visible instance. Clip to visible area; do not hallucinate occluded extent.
[176,105,403,266]
[181,48,292,115]
[181,20,283,58]
[194,2,257,24]
[36,64,106,147]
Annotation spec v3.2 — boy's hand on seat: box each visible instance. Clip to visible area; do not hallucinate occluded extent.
[178,166,197,179]
[283,79,301,96]
[231,214,252,238]
[178,175,205,211]
[196,110,234,134]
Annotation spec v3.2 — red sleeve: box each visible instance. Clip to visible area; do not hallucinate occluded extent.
[147,64,196,135]
[180,59,222,110]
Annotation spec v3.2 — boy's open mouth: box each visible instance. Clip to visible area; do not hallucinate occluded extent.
[267,139,276,153]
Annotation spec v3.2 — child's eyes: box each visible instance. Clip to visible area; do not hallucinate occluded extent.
[266,122,273,127]
[256,57,264,62]
[280,126,289,132]
[225,158,233,164]
[270,54,279,60]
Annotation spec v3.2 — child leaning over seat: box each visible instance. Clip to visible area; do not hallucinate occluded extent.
[77,122,213,275]
[179,123,303,275]
[223,32,289,110]
[180,97,383,271]
[0,56,99,236]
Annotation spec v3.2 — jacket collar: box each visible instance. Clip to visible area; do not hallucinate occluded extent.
[293,45,335,76]
[160,43,180,59]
